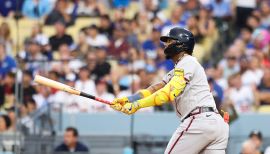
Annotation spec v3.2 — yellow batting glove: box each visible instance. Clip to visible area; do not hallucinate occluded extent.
[121,102,140,115]
[110,97,130,111]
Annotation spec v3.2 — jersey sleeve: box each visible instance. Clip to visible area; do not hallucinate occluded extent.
[175,56,197,82]
[162,69,174,84]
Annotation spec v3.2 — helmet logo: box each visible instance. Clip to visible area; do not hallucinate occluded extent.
[180,33,189,40]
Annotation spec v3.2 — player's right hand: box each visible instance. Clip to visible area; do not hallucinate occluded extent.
[110,97,130,111]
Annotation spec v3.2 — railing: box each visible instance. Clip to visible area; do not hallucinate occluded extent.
[2,110,270,154]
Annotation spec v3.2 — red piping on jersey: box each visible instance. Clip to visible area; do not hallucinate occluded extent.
[184,77,189,83]
[167,116,195,154]
[175,99,182,116]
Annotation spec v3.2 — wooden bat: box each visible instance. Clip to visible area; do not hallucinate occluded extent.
[34,75,112,105]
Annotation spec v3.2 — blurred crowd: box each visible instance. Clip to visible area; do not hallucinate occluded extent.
[0,0,269,135]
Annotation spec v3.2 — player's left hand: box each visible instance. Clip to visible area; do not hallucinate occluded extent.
[121,102,140,115]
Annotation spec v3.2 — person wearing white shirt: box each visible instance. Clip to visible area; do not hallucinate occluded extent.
[74,67,95,112]
[241,56,264,87]
[86,24,109,47]
[88,79,115,113]
[227,73,255,113]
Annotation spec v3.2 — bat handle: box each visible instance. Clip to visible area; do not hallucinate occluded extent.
[80,92,112,105]
[95,97,112,105]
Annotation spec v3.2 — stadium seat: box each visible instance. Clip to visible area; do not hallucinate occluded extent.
[125,1,139,19]
[43,25,55,37]
[257,105,270,113]
[75,17,99,29]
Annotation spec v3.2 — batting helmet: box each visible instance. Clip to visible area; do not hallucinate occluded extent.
[160,27,195,59]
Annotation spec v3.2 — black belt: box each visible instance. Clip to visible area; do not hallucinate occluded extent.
[183,107,215,121]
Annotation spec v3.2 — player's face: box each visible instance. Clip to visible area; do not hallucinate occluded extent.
[164,39,175,48]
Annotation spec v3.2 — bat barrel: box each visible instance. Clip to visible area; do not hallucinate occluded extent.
[34,75,112,105]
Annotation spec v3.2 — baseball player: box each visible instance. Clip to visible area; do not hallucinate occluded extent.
[111,27,229,154]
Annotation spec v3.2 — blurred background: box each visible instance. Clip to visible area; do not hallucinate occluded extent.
[0,0,270,154]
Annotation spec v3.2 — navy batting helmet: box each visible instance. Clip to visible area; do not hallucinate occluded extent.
[160,27,195,59]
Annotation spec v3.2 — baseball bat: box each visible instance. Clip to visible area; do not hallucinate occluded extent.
[34,75,112,105]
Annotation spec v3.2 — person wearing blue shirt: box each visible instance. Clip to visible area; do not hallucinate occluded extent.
[210,0,231,18]
[55,127,89,152]
[161,5,187,36]
[22,0,52,19]
[142,27,163,59]
[0,0,24,17]
[0,43,16,79]
[113,0,130,8]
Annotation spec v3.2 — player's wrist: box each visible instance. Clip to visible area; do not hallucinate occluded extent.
[127,89,152,102]
[133,101,141,110]
[127,93,141,102]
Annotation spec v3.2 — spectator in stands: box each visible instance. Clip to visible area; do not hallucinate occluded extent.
[25,98,37,114]
[77,0,106,17]
[128,47,146,72]
[108,24,130,59]
[161,5,186,35]
[0,22,13,55]
[210,0,231,19]
[246,15,261,30]
[240,26,253,47]
[187,15,203,43]
[121,19,140,49]
[55,127,89,152]
[45,0,74,26]
[260,0,270,28]
[20,39,47,73]
[51,43,83,73]
[33,85,51,109]
[218,46,240,79]
[134,11,154,43]
[0,72,16,110]
[5,106,16,131]
[88,78,114,112]
[20,99,36,135]
[249,130,263,153]
[256,68,270,105]
[22,71,36,102]
[235,0,256,30]
[139,0,163,21]
[113,0,130,8]
[85,51,97,74]
[241,139,258,154]
[92,47,111,80]
[98,14,114,38]
[49,21,74,51]
[27,23,49,49]
[241,56,263,87]
[0,42,16,79]
[74,66,95,112]
[226,73,255,113]
[0,115,11,133]
[22,0,52,19]
[262,47,270,68]
[74,29,89,57]
[86,24,109,47]
[142,27,163,60]
[0,0,23,17]
[198,5,218,53]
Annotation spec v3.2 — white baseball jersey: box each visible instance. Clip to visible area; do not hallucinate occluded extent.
[162,55,216,120]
